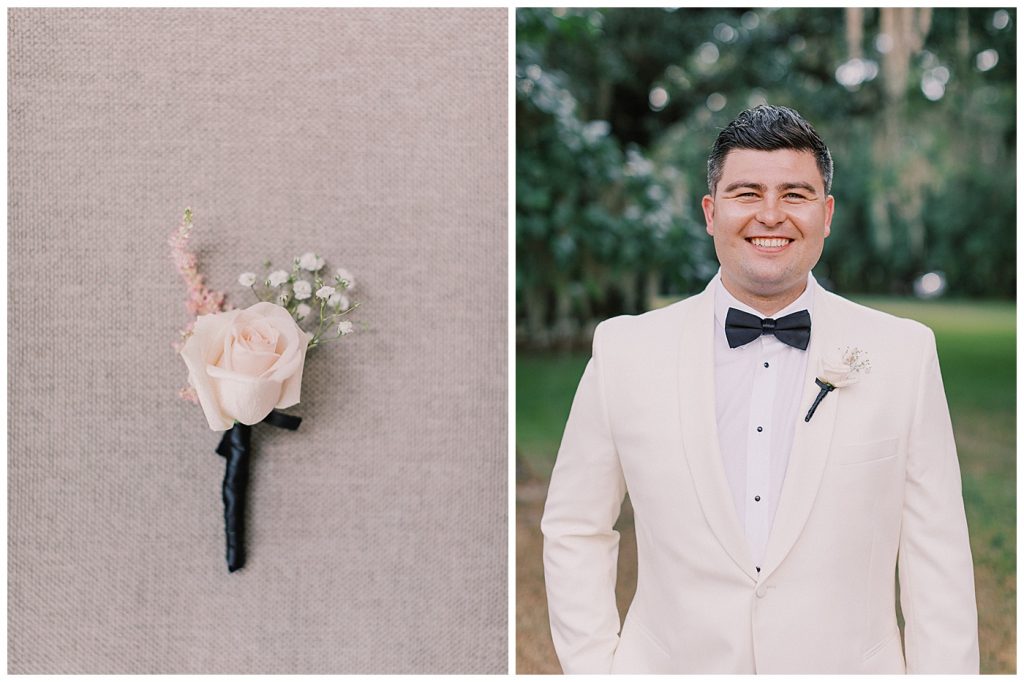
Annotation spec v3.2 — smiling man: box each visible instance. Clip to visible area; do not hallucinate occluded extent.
[541,105,978,674]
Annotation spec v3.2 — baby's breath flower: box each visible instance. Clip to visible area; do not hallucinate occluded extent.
[277,291,290,306]
[299,252,324,271]
[334,267,356,290]
[238,272,257,287]
[267,270,290,287]
[315,285,336,300]
[293,280,312,300]
[842,347,872,374]
[337,320,354,336]
[296,303,312,319]
[329,293,350,310]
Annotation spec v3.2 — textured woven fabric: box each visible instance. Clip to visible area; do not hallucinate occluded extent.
[8,8,507,674]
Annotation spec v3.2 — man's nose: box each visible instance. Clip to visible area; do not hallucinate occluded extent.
[754,198,786,227]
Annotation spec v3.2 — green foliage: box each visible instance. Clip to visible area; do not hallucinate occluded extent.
[517,9,715,347]
[516,352,590,480]
[517,8,1016,342]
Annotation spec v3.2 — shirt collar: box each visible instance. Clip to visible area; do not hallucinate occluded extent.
[713,269,817,328]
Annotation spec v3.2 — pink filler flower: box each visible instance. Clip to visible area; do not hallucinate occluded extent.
[168,209,230,403]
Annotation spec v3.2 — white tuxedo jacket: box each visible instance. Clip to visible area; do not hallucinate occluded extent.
[541,279,978,674]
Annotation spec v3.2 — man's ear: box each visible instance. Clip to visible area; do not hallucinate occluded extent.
[701,195,715,236]
[823,195,835,238]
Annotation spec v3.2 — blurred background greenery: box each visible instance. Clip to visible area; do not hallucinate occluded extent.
[515,8,1015,674]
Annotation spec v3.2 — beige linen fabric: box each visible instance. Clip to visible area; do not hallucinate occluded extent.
[9,8,507,674]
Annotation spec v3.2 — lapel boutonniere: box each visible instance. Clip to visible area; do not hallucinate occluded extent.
[170,208,362,572]
[804,347,871,422]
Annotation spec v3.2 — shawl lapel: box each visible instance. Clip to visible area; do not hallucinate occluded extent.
[761,282,841,578]
[675,281,757,581]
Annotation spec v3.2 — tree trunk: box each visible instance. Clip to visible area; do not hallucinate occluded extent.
[874,8,934,264]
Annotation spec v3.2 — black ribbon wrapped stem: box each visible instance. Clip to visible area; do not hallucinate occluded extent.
[803,378,835,423]
[215,409,301,572]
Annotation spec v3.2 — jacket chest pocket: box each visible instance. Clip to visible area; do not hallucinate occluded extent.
[832,436,900,466]
[827,437,904,541]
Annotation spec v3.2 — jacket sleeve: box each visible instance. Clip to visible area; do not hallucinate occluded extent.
[898,327,979,672]
[541,323,627,674]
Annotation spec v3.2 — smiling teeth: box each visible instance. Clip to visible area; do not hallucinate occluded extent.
[751,238,789,248]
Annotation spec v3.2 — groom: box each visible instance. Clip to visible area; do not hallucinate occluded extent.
[541,105,978,674]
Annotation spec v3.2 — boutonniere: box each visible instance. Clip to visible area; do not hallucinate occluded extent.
[804,347,871,422]
[169,209,361,572]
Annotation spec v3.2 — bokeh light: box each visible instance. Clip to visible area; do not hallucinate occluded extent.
[649,86,669,111]
[913,272,947,299]
[706,92,727,112]
[714,23,737,43]
[976,48,999,72]
[835,58,879,89]
[698,42,719,64]
[921,68,948,101]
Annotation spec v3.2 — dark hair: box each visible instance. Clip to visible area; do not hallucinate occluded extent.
[706,104,833,195]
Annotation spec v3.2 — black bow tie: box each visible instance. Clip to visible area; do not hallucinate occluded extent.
[724,307,811,350]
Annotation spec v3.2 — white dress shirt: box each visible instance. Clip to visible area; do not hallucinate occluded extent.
[712,272,815,571]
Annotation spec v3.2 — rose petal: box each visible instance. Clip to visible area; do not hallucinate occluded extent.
[250,302,307,382]
[277,331,312,408]
[235,319,279,353]
[206,366,284,425]
[228,346,280,375]
[181,316,237,431]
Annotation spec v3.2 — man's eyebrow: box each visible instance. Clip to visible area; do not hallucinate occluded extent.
[722,181,767,193]
[722,180,820,195]
[779,181,818,195]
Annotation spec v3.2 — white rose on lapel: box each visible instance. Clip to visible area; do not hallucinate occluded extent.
[805,347,871,422]
[180,302,312,431]
[819,347,871,388]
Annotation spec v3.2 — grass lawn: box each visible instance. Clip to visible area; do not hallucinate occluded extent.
[516,297,1015,673]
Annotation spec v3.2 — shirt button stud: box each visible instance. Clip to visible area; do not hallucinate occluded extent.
[756,426,763,432]
[754,495,761,502]
[763,362,769,368]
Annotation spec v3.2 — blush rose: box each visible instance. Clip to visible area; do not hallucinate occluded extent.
[818,356,858,388]
[181,302,311,430]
